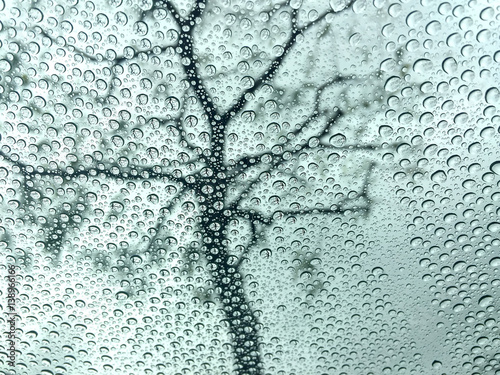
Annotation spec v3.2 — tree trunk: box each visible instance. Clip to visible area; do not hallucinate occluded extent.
[203,210,263,375]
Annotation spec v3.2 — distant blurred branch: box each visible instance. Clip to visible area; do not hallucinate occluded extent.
[0,150,193,187]
[221,1,356,124]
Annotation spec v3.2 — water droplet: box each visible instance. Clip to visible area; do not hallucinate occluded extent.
[478,295,493,307]
[413,59,433,74]
[426,21,442,35]
[490,257,500,267]
[442,57,457,74]
[406,11,423,28]
[487,222,500,233]
[329,133,346,147]
[485,87,500,104]
[385,76,401,91]
[431,170,447,183]
[0,59,11,72]
[116,291,129,300]
[329,0,349,12]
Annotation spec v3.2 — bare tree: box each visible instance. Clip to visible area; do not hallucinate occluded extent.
[0,0,408,373]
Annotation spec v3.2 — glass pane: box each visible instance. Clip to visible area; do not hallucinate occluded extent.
[1,1,499,374]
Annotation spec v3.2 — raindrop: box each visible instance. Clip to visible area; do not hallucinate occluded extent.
[485,87,500,104]
[406,11,423,28]
[413,59,433,74]
[442,57,457,74]
[490,257,500,267]
[490,161,500,175]
[329,0,349,12]
[0,59,11,72]
[329,133,346,147]
[478,295,493,307]
[431,170,447,183]
[487,222,500,233]
[426,21,442,35]
[28,8,44,22]
[116,291,129,300]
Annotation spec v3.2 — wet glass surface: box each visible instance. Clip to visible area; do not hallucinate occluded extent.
[1,1,500,374]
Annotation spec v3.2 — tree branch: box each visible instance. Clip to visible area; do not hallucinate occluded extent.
[277,206,349,217]
[143,188,187,253]
[235,219,257,268]
[238,210,272,226]
[227,154,291,211]
[154,0,183,24]
[109,43,179,65]
[155,1,219,143]
[38,28,99,62]
[227,106,342,180]
[187,0,206,22]
[226,72,362,177]
[153,0,206,24]
[229,157,377,230]
[221,1,356,124]
[143,106,198,153]
[0,150,193,188]
[233,211,272,267]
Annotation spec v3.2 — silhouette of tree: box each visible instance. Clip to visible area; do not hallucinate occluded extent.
[0,0,410,373]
